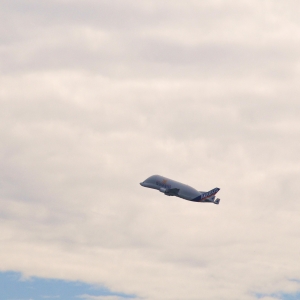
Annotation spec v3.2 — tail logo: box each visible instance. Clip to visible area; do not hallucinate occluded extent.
[192,187,220,202]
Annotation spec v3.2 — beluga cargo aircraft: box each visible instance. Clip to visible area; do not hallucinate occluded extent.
[140,175,220,204]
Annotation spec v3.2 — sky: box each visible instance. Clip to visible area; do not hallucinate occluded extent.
[1,0,300,299]
[0,271,135,300]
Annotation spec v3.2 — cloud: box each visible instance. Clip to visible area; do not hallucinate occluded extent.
[256,297,280,300]
[79,296,137,300]
[1,0,300,300]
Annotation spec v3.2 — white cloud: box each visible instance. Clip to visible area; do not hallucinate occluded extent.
[256,297,280,300]
[1,1,300,300]
[79,296,137,300]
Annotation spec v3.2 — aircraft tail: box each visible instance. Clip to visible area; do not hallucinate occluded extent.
[192,187,220,202]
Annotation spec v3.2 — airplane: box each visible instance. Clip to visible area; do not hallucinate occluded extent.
[140,175,220,204]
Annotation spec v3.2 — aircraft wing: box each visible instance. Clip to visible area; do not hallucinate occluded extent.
[165,188,180,196]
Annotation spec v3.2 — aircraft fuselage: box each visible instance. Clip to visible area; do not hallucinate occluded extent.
[140,175,220,204]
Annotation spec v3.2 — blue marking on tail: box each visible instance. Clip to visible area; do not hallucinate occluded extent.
[192,188,220,202]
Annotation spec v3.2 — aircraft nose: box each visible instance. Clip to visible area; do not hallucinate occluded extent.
[140,182,145,186]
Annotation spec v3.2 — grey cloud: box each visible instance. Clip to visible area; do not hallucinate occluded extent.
[2,31,299,79]
[2,0,300,81]
[0,0,166,30]
[1,1,300,300]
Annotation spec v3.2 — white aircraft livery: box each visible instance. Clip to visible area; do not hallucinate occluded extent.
[140,175,220,204]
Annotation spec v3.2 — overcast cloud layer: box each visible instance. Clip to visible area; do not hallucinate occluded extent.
[1,1,300,299]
